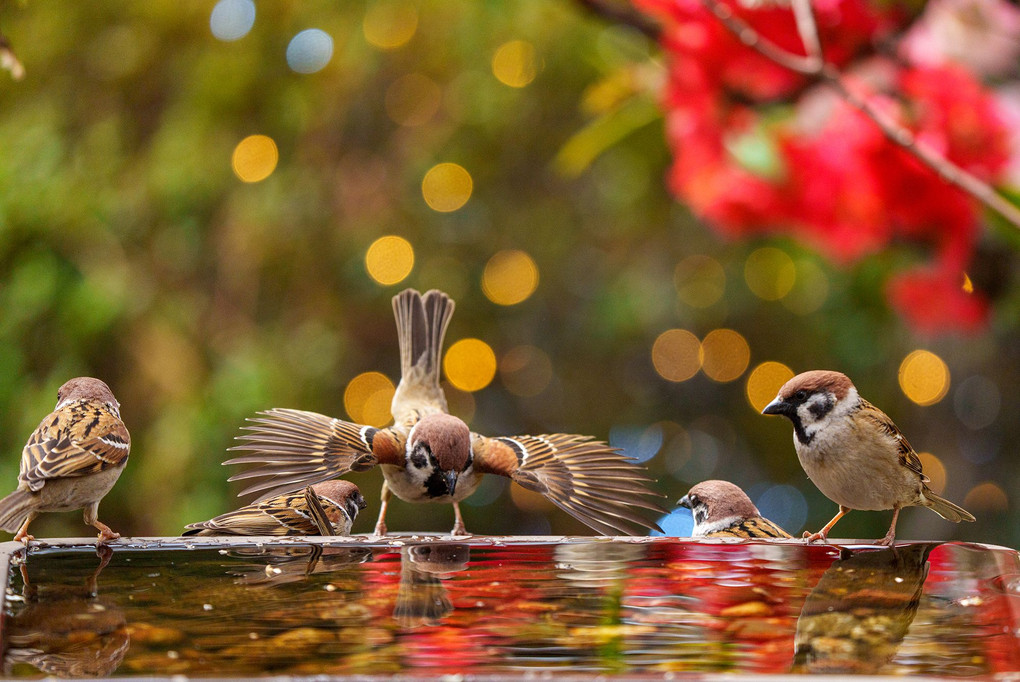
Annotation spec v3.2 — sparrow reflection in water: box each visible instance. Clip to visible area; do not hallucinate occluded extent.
[793,543,937,674]
[221,544,374,587]
[394,543,470,628]
[3,546,129,678]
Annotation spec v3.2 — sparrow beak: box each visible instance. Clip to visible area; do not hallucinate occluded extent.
[445,471,458,496]
[762,397,789,416]
[678,494,692,509]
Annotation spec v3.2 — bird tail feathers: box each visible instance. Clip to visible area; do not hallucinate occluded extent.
[0,489,34,533]
[923,489,976,523]
[393,288,454,387]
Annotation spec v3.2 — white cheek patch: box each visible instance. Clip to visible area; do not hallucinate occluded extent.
[694,514,741,537]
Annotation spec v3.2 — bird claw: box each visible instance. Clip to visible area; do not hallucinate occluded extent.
[14,533,35,545]
[803,530,828,544]
[373,523,388,537]
[96,529,120,544]
[874,533,896,547]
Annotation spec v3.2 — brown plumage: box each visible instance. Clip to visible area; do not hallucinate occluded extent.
[225,288,665,536]
[183,480,366,536]
[679,480,791,539]
[0,378,130,544]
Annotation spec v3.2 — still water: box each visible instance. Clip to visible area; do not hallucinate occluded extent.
[2,538,1019,677]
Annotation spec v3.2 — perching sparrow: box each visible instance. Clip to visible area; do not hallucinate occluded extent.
[678,480,792,539]
[225,288,664,536]
[762,370,974,546]
[0,377,130,544]
[183,480,366,536]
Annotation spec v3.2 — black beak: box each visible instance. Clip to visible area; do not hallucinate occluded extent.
[678,494,692,509]
[762,397,791,417]
[355,493,368,510]
[445,471,458,496]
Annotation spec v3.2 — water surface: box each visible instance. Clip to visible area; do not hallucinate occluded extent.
[3,538,1019,677]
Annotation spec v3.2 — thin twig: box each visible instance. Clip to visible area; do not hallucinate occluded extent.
[574,0,662,40]
[698,0,1020,231]
[790,0,823,68]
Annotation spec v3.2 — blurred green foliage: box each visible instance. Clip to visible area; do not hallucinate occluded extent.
[0,1,1015,545]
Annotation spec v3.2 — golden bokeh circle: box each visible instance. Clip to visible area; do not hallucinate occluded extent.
[916,452,946,495]
[231,134,279,183]
[651,329,701,383]
[444,338,497,392]
[701,329,750,383]
[744,247,796,301]
[898,350,950,406]
[422,162,473,213]
[745,361,794,413]
[491,40,538,88]
[363,0,418,50]
[343,371,395,427]
[365,235,415,285]
[963,481,1008,512]
[482,250,539,306]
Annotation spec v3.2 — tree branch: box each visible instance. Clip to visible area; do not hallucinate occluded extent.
[574,0,662,40]
[698,0,1020,231]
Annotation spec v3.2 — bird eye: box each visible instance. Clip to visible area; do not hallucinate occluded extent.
[794,390,808,402]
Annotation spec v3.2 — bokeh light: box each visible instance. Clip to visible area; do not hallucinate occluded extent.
[700,329,750,383]
[510,484,556,513]
[343,371,395,427]
[953,375,1001,430]
[231,134,278,183]
[491,40,539,88]
[210,0,255,41]
[363,0,418,50]
[286,29,333,74]
[781,259,829,315]
[444,338,497,392]
[385,73,441,127]
[482,250,539,305]
[754,484,807,534]
[442,381,476,423]
[422,162,473,212]
[963,481,1008,512]
[898,350,950,406]
[500,345,553,397]
[609,423,664,464]
[744,247,796,301]
[650,508,695,537]
[365,235,415,285]
[916,452,946,494]
[651,329,701,382]
[745,361,794,412]
[674,255,726,308]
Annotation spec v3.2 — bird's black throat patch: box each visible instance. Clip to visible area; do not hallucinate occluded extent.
[424,469,450,498]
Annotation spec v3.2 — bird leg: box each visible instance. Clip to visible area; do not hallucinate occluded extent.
[12,512,37,544]
[875,505,901,547]
[84,503,120,544]
[804,505,851,544]
[450,502,469,537]
[374,481,392,536]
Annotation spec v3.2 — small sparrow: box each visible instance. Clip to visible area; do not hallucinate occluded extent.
[0,377,130,544]
[678,480,792,539]
[183,480,366,536]
[226,288,664,536]
[762,370,975,546]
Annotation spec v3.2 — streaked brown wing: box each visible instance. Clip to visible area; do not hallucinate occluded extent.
[706,515,792,539]
[224,408,405,500]
[304,486,336,536]
[184,490,319,536]
[858,400,927,482]
[21,405,130,491]
[472,433,666,536]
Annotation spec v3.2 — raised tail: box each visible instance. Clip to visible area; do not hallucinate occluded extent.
[923,488,976,523]
[0,489,35,533]
[391,289,454,415]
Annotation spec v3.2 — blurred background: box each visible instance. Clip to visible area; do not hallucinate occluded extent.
[0,1,1016,545]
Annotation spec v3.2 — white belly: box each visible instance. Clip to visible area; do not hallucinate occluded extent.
[380,464,483,504]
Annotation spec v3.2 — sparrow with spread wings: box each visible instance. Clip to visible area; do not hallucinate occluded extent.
[225,288,664,536]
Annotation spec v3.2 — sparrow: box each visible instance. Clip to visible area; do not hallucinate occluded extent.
[678,480,792,539]
[225,288,664,536]
[183,480,367,536]
[0,377,130,544]
[762,370,974,546]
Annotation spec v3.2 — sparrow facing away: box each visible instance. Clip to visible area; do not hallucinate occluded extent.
[183,480,367,536]
[678,480,792,539]
[225,288,665,536]
[762,370,975,546]
[0,377,130,544]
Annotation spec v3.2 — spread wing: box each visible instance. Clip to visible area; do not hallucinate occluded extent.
[472,433,666,536]
[20,404,131,492]
[858,399,927,482]
[184,489,323,536]
[224,408,405,500]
